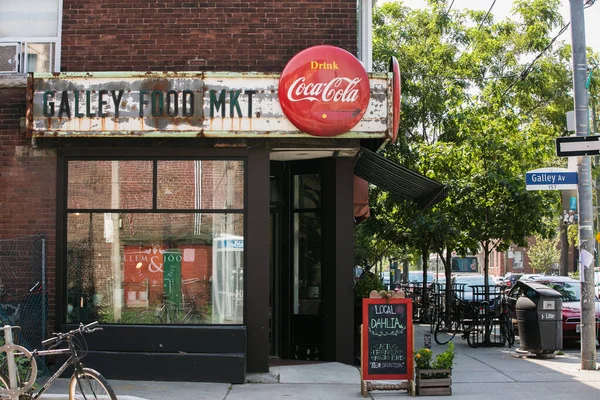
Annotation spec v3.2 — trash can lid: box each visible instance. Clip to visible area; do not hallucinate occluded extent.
[516,280,562,298]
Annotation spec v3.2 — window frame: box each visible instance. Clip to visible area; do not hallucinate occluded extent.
[60,155,248,327]
[0,0,63,73]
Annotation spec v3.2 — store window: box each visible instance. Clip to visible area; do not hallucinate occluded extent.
[65,159,245,325]
[0,0,62,73]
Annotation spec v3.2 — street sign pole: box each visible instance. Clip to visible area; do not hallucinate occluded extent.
[569,0,596,371]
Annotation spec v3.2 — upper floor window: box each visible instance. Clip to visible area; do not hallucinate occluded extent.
[0,0,62,73]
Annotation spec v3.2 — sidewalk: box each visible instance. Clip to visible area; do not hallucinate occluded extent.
[40,324,600,399]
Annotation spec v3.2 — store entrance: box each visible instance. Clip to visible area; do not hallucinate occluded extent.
[269,160,324,361]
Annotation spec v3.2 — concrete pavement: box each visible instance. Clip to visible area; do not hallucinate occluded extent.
[39,324,600,399]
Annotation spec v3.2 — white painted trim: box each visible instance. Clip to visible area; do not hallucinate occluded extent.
[55,0,63,72]
[358,0,372,72]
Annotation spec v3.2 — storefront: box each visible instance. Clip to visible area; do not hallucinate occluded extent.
[21,46,410,382]
[0,1,450,384]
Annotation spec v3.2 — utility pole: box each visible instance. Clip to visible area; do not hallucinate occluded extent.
[569,0,596,370]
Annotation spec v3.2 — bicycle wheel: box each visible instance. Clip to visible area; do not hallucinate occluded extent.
[466,315,485,348]
[434,314,458,345]
[0,373,8,389]
[0,343,38,395]
[137,309,161,324]
[428,306,437,334]
[501,314,515,348]
[69,368,117,400]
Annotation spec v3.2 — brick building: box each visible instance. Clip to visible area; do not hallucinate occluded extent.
[0,1,444,382]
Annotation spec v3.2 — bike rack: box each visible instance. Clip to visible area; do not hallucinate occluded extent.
[0,325,37,400]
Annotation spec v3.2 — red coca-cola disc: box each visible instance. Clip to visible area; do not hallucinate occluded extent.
[278,45,370,137]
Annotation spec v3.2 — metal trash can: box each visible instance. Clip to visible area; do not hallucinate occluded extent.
[515,281,563,354]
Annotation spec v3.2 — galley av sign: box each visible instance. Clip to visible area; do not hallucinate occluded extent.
[278,45,370,137]
[525,168,578,191]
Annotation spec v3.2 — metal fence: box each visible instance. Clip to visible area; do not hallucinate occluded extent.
[0,234,48,361]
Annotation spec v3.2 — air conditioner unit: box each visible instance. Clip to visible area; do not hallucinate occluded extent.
[0,43,20,73]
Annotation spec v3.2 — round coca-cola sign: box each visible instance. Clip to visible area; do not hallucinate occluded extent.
[279,45,370,137]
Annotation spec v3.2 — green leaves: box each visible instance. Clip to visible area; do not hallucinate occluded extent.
[355,0,593,271]
[528,236,560,274]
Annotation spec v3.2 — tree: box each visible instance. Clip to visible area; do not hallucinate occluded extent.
[359,0,587,320]
[528,236,560,274]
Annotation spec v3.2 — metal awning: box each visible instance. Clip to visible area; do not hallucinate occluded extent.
[354,147,448,210]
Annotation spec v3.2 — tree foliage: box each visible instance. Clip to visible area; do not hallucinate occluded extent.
[527,236,560,274]
[356,0,600,290]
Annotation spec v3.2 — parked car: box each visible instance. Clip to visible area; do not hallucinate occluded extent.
[503,273,523,289]
[506,276,600,342]
[493,276,505,285]
[518,274,545,282]
[407,271,435,285]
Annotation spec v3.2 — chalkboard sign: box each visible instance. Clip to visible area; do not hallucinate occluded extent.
[361,298,413,381]
[424,333,432,349]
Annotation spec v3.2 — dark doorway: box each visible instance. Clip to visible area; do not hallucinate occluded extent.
[269,160,324,361]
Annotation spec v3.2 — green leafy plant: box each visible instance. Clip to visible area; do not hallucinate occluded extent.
[353,272,385,301]
[571,270,580,280]
[414,342,455,371]
[414,347,433,369]
[431,342,455,370]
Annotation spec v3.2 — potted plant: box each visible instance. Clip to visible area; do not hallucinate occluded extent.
[414,342,455,396]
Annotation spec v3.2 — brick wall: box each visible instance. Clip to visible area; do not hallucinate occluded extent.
[0,87,57,320]
[61,0,358,72]
[1,0,356,345]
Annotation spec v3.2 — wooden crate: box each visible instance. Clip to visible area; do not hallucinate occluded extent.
[415,368,452,396]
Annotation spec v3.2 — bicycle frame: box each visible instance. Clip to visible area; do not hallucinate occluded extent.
[1,331,91,400]
[27,347,76,400]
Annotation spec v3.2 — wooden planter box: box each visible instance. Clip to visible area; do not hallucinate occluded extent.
[415,368,452,396]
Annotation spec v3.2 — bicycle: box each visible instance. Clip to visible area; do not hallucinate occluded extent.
[434,297,489,348]
[498,290,515,348]
[137,293,204,324]
[422,284,442,333]
[0,321,117,400]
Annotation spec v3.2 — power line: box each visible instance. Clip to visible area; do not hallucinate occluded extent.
[446,0,456,15]
[500,22,570,99]
[462,0,497,56]
[400,72,518,82]
[475,0,497,33]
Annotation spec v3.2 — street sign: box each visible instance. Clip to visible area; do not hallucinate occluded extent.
[556,135,600,156]
[525,168,578,191]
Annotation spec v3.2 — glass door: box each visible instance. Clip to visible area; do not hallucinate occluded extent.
[290,173,322,360]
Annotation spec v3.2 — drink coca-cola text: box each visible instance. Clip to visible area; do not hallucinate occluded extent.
[279,45,370,136]
[286,77,362,103]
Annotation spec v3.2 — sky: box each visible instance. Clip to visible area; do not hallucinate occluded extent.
[394,0,600,54]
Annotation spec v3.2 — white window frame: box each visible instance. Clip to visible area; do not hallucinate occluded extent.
[0,0,63,73]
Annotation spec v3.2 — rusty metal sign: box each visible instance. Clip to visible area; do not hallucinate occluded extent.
[27,72,392,139]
